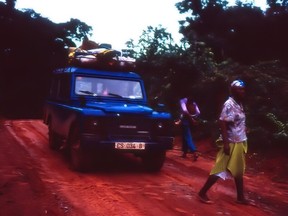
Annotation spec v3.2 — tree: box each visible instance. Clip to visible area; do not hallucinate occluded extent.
[58,18,93,45]
[125,25,218,115]
[0,3,93,117]
[131,25,176,61]
[5,0,16,9]
[176,0,288,64]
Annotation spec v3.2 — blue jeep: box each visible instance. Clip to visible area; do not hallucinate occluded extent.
[43,66,174,172]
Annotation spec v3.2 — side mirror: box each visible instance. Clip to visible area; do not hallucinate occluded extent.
[150,97,168,112]
[155,103,167,112]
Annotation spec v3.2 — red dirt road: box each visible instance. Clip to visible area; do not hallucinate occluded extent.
[0,119,287,216]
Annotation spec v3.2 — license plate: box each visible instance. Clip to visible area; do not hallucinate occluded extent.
[115,142,145,150]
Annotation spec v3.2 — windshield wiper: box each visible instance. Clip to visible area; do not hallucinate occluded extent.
[107,92,123,98]
[79,90,97,96]
[79,91,124,98]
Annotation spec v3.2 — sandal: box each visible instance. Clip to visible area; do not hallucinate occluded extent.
[198,194,214,204]
[236,199,251,205]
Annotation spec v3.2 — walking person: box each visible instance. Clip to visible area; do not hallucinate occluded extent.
[198,80,250,204]
[179,96,200,161]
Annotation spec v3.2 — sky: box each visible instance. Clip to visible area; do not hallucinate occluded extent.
[13,0,187,50]
[8,0,268,50]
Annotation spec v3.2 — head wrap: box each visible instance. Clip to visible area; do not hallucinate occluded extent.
[231,80,245,88]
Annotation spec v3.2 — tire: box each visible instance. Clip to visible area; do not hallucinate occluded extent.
[68,127,90,172]
[142,150,166,172]
[48,124,62,150]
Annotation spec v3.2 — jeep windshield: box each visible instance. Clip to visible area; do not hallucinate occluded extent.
[75,76,143,99]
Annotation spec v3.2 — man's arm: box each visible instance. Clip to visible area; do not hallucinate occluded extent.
[180,98,189,114]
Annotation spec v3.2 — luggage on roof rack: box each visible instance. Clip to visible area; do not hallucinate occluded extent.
[68,47,136,71]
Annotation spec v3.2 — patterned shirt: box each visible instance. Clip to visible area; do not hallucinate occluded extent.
[219,97,247,143]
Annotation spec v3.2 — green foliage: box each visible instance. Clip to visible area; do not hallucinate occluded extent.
[131,25,177,61]
[5,0,15,9]
[176,0,288,64]
[266,113,288,140]
[59,18,92,43]
[127,25,220,119]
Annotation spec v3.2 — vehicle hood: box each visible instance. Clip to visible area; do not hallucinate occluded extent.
[85,101,153,114]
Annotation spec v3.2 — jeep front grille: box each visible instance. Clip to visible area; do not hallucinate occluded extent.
[109,134,151,141]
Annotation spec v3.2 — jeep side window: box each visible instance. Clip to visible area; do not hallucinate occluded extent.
[59,76,70,100]
[49,78,59,99]
[49,74,70,101]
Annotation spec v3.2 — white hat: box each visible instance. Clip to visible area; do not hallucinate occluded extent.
[231,80,245,88]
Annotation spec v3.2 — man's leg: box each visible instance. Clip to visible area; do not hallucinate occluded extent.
[234,176,250,204]
[181,123,189,157]
[184,125,199,160]
[198,175,219,204]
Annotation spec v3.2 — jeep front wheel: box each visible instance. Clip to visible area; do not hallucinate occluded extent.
[69,128,89,172]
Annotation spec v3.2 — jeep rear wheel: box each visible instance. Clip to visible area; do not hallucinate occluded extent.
[48,124,62,150]
[142,150,166,172]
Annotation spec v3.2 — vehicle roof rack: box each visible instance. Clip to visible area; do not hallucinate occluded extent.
[67,47,136,72]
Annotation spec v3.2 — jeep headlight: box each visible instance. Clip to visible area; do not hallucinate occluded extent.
[157,122,163,129]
